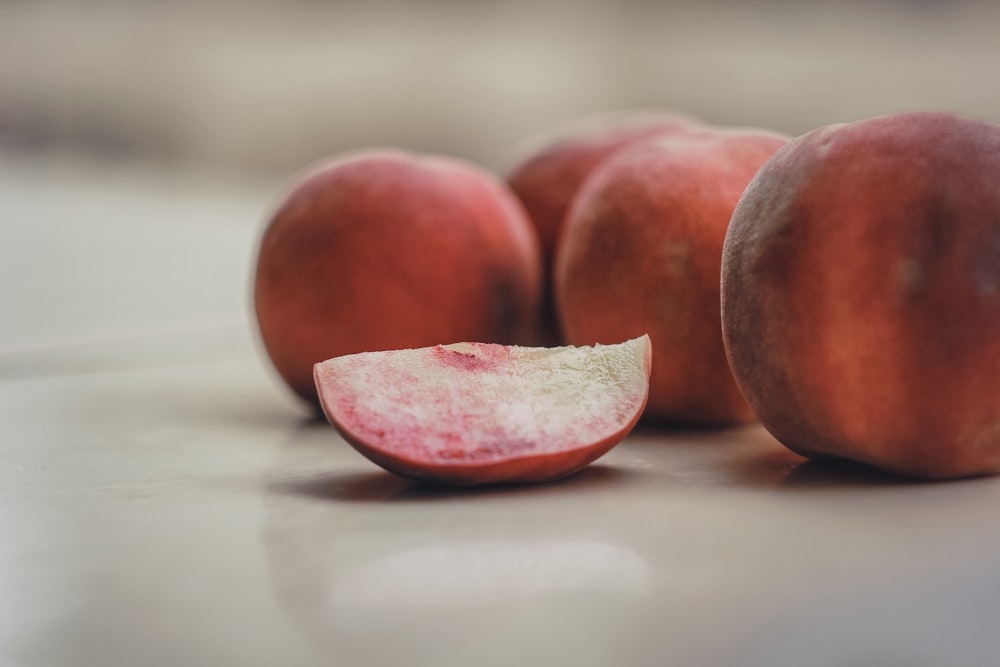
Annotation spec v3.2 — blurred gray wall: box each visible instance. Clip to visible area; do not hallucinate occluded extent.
[2,0,998,174]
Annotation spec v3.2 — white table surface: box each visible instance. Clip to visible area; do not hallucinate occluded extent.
[3,155,999,667]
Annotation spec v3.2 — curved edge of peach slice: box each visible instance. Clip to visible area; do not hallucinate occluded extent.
[314,335,652,485]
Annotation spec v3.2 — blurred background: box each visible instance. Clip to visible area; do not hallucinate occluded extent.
[2,6,999,665]
[2,0,1000,177]
[3,0,1000,374]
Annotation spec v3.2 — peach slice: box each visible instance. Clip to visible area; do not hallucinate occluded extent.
[314,335,652,485]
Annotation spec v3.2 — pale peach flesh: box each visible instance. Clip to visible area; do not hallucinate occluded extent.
[314,335,652,485]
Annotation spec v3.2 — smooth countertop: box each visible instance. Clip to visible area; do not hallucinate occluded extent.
[3,156,999,667]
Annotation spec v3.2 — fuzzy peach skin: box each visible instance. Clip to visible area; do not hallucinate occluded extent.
[505,111,701,344]
[314,335,652,486]
[722,111,1000,479]
[254,150,542,404]
[506,111,702,267]
[555,127,789,424]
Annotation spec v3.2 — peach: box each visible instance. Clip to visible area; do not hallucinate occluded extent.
[314,335,652,485]
[254,150,542,405]
[721,111,1000,478]
[505,111,700,344]
[555,128,789,424]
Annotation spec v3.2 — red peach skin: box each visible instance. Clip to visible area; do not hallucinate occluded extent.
[314,335,652,485]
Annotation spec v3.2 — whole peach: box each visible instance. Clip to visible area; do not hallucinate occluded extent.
[722,111,1000,478]
[555,128,789,424]
[505,111,700,344]
[254,150,541,404]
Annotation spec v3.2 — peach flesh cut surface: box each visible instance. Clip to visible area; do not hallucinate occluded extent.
[314,335,652,485]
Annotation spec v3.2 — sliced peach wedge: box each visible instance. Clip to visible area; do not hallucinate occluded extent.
[314,335,652,485]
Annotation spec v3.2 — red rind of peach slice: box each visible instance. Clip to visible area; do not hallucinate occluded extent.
[314,335,652,485]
